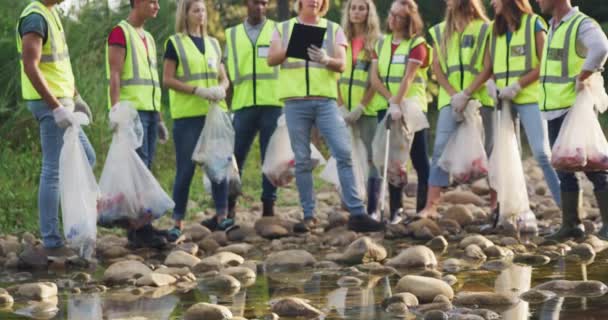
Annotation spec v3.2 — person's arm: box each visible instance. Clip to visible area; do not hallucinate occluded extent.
[218,63,230,91]
[462,46,492,96]
[392,61,421,103]
[162,59,196,94]
[370,60,392,100]
[21,33,61,108]
[337,83,344,106]
[360,85,375,107]
[324,45,346,73]
[267,28,287,66]
[577,19,608,82]
[431,45,458,96]
[108,45,126,106]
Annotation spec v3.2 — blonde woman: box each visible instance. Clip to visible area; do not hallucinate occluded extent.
[268,0,384,232]
[337,0,383,215]
[370,0,431,223]
[420,0,493,218]
[162,0,231,240]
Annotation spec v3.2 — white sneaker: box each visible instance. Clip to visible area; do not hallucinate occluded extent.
[518,210,538,234]
[389,215,403,225]
[370,212,380,221]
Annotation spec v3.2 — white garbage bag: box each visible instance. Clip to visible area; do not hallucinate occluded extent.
[401,97,430,133]
[372,115,413,187]
[203,155,242,198]
[59,112,98,259]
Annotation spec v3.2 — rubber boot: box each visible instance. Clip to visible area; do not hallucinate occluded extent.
[227,195,237,219]
[595,190,608,240]
[262,199,275,217]
[366,177,381,215]
[389,184,403,221]
[545,191,585,241]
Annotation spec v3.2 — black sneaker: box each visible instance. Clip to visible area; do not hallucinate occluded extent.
[217,218,236,231]
[166,227,182,242]
[294,217,318,233]
[201,217,219,231]
[128,224,168,249]
[348,214,386,232]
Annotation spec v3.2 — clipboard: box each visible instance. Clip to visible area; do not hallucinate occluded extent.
[286,23,327,61]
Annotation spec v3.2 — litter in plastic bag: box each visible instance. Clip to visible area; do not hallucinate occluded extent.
[98,102,175,227]
[438,100,488,183]
[262,115,326,187]
[192,103,235,183]
[203,156,242,198]
[372,115,412,187]
[551,74,608,172]
[59,112,98,259]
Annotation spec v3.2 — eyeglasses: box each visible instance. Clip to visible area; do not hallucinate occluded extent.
[389,11,407,21]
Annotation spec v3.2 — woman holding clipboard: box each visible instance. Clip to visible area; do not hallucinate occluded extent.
[370,0,431,223]
[268,0,384,233]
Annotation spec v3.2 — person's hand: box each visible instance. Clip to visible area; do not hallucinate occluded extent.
[576,77,590,92]
[338,105,349,118]
[307,45,330,65]
[486,79,498,105]
[450,91,470,113]
[498,82,522,101]
[158,121,169,144]
[388,103,402,121]
[344,104,364,124]
[74,95,93,122]
[53,105,73,128]
[194,86,225,101]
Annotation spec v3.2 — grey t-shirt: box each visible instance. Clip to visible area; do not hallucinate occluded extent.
[19,13,48,44]
[223,18,267,63]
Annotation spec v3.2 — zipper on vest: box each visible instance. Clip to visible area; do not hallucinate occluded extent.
[305,60,310,96]
[252,40,257,106]
[385,48,394,110]
[347,54,355,111]
[459,33,465,91]
[505,37,510,86]
[147,56,157,111]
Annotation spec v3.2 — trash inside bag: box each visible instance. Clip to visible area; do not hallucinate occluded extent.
[373,115,412,187]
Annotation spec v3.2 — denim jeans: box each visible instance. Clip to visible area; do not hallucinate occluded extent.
[136,111,159,169]
[512,103,561,204]
[284,98,366,218]
[353,115,379,179]
[480,106,495,155]
[171,116,228,221]
[232,106,282,202]
[429,106,468,187]
[28,99,96,249]
[547,112,608,193]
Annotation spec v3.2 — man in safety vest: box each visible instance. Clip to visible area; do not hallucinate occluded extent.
[106,0,168,249]
[224,0,282,218]
[536,0,608,241]
[17,0,96,258]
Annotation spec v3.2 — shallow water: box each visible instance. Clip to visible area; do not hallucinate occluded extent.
[2,240,608,320]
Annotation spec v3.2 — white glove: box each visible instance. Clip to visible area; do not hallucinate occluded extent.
[338,105,349,118]
[74,95,93,122]
[575,77,589,92]
[194,86,225,101]
[53,105,73,128]
[388,103,402,121]
[307,45,330,65]
[158,121,169,144]
[486,79,498,105]
[344,104,364,124]
[450,91,470,113]
[498,82,522,101]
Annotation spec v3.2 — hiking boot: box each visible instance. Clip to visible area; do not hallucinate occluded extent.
[294,217,318,233]
[546,191,585,242]
[128,224,168,249]
[201,216,236,232]
[595,190,608,240]
[166,227,182,243]
[262,199,275,217]
[348,214,385,232]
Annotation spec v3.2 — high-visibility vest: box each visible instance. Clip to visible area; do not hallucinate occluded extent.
[105,20,161,111]
[429,20,493,109]
[166,34,227,119]
[490,14,545,105]
[338,43,381,116]
[539,12,589,111]
[225,20,281,111]
[375,35,430,112]
[277,18,340,100]
[17,1,74,100]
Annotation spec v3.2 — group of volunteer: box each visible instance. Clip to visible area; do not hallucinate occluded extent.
[17,0,608,256]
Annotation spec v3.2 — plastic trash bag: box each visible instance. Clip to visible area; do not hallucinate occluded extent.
[438,100,489,183]
[59,112,99,259]
[262,114,326,187]
[192,103,235,183]
[320,127,368,199]
[373,115,413,187]
[401,97,430,133]
[203,156,242,198]
[98,102,174,227]
[551,74,608,172]
[489,101,536,232]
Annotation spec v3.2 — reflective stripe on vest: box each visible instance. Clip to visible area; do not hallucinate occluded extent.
[490,14,542,105]
[539,13,587,111]
[226,20,281,110]
[17,2,74,100]
[338,43,380,116]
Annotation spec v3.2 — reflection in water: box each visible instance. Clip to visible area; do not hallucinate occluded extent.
[101,292,178,320]
[68,294,102,320]
[496,264,531,320]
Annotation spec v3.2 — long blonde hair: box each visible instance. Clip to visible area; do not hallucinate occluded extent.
[175,0,206,35]
[294,0,330,17]
[441,0,489,57]
[340,0,381,59]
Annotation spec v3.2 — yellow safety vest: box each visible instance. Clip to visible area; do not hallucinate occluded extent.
[429,20,493,109]
[375,35,430,112]
[277,18,340,100]
[17,1,74,100]
[166,34,227,119]
[338,43,381,116]
[225,20,281,110]
[490,14,545,105]
[105,20,161,111]
[539,12,589,111]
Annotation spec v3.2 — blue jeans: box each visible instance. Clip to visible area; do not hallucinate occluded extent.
[28,99,96,249]
[232,106,282,202]
[512,103,561,205]
[172,116,229,221]
[136,111,159,169]
[284,99,366,218]
[547,112,608,193]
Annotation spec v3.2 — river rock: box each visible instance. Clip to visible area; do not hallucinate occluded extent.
[100,246,131,259]
[442,274,458,286]
[356,262,398,276]
[442,190,485,206]
[482,259,513,272]
[135,273,177,287]
[387,245,437,269]
[454,292,517,306]
[395,275,454,302]
[0,292,14,308]
[270,297,324,318]
[327,211,350,229]
[442,258,465,273]
[383,292,419,308]
[335,237,387,265]
[438,219,462,235]
[324,229,358,247]
[164,250,201,268]
[423,310,449,320]
[103,260,152,285]
[184,302,232,320]
[484,245,513,258]
[221,267,256,287]
[520,289,557,304]
[337,276,363,288]
[533,280,608,297]
[17,246,48,269]
[16,301,59,319]
[570,243,596,261]
[193,257,222,273]
[513,254,551,266]
[0,238,22,257]
[12,282,57,300]
[255,217,292,239]
[407,218,442,239]
[212,252,245,267]
[217,243,254,257]
[427,236,449,253]
[443,205,474,227]
[175,243,199,256]
[183,224,211,242]
[199,238,220,254]
[201,274,241,295]
[464,244,486,261]
[265,250,316,272]
[471,179,490,195]
[459,235,494,249]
